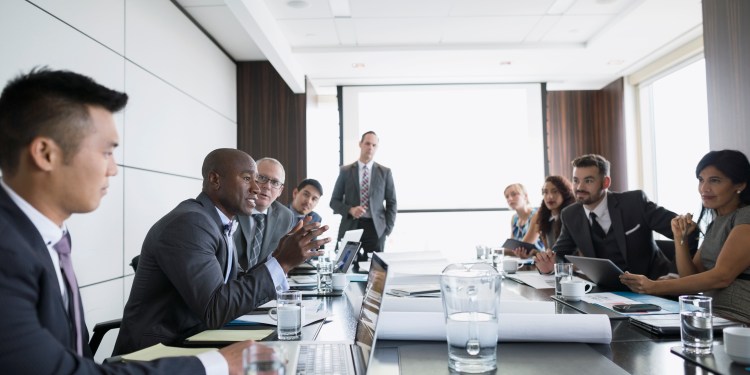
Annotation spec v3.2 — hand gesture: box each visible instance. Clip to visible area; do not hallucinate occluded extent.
[619,271,654,294]
[671,213,697,245]
[534,250,555,274]
[273,216,330,273]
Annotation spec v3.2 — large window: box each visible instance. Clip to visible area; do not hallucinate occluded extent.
[638,57,709,216]
[307,84,546,258]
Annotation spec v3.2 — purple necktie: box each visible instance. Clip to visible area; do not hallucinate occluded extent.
[53,232,83,356]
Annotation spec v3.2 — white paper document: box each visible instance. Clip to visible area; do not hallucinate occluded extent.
[377,311,612,344]
[506,271,594,290]
[235,309,331,326]
[348,290,553,314]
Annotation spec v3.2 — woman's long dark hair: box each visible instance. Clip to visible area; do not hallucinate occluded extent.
[695,150,750,230]
[536,176,575,248]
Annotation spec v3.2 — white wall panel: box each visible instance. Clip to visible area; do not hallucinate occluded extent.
[123,62,236,177]
[67,172,124,286]
[29,0,125,54]
[0,1,125,92]
[123,167,202,266]
[125,0,237,121]
[80,279,124,355]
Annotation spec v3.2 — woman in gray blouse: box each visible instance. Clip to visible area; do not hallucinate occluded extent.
[620,149,750,323]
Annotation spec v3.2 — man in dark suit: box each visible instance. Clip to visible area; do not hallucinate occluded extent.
[536,154,696,281]
[288,178,324,224]
[0,68,254,373]
[114,150,328,355]
[330,131,397,263]
[234,157,296,271]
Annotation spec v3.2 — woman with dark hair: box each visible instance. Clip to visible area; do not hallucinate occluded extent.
[512,176,575,258]
[621,150,750,323]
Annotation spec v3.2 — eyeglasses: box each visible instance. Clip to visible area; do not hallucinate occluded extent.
[256,174,284,189]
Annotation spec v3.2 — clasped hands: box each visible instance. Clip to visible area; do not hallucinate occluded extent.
[671,213,697,245]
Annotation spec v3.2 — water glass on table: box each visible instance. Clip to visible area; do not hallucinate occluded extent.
[554,263,574,296]
[268,291,302,340]
[679,295,713,355]
[317,254,333,293]
[243,343,287,375]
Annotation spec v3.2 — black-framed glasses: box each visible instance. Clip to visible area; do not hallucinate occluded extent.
[256,174,284,189]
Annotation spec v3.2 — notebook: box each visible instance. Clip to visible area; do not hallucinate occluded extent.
[276,253,389,375]
[630,314,742,336]
[565,255,627,290]
[334,241,361,273]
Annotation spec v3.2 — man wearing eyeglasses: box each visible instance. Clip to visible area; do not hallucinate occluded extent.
[234,157,296,271]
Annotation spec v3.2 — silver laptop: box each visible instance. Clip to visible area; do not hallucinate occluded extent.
[278,253,389,375]
[565,255,626,290]
[338,229,364,251]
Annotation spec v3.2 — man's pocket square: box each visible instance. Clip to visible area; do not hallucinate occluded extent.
[625,224,640,235]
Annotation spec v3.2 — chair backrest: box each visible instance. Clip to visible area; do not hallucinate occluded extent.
[89,255,140,355]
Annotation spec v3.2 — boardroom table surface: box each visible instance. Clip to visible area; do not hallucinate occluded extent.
[304,275,725,375]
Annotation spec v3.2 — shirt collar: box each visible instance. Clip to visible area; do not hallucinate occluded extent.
[358,160,374,170]
[214,207,237,234]
[0,178,65,246]
[583,191,609,219]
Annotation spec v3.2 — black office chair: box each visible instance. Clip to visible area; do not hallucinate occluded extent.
[88,255,140,355]
[656,239,697,274]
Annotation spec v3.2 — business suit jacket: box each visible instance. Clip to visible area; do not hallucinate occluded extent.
[330,162,397,242]
[235,201,295,268]
[553,190,688,280]
[114,192,276,355]
[288,203,322,224]
[0,187,202,373]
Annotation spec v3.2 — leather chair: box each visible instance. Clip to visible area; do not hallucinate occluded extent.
[88,255,139,355]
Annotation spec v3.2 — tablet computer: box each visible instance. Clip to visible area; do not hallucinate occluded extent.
[502,238,536,251]
[564,255,626,290]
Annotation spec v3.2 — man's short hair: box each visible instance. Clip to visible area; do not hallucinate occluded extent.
[296,178,323,196]
[361,130,378,142]
[0,67,128,174]
[571,154,610,177]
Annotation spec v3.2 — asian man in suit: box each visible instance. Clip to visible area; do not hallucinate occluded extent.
[535,154,698,281]
[330,131,397,263]
[0,68,256,374]
[234,157,296,271]
[114,150,329,355]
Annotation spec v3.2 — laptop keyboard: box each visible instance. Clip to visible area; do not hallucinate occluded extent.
[296,343,351,375]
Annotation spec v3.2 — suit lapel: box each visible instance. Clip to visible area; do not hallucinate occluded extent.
[608,193,629,263]
[196,192,232,278]
[572,204,596,257]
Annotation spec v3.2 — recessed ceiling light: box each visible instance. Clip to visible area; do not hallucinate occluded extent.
[499,61,512,66]
[607,59,625,65]
[286,0,310,9]
[351,63,366,69]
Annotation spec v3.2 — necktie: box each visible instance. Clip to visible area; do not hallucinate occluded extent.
[222,223,233,283]
[53,232,83,356]
[250,214,265,268]
[590,212,607,238]
[360,165,370,208]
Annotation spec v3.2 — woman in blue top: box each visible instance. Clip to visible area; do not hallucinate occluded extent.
[504,183,544,251]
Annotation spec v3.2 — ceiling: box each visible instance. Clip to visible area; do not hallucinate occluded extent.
[176,0,704,95]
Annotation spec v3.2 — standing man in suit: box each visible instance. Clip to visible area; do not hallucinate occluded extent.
[115,150,328,355]
[234,157,296,271]
[331,131,397,263]
[0,68,257,374]
[288,178,324,224]
[535,154,696,281]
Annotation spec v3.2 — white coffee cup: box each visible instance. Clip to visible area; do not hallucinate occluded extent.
[723,327,750,364]
[332,273,349,291]
[560,279,593,301]
[502,259,522,274]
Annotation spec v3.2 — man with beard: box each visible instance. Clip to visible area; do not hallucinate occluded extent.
[535,154,696,281]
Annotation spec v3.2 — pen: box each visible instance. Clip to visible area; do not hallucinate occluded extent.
[681,213,693,246]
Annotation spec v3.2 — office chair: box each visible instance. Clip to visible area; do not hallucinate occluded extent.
[88,255,140,355]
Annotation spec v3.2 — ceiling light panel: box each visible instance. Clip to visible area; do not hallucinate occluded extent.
[450,0,556,16]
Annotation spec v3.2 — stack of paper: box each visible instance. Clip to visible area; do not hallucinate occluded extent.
[121,344,216,361]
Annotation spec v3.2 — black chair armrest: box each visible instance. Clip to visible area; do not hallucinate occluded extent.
[89,318,122,356]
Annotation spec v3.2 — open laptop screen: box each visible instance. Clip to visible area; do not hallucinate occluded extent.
[354,253,388,368]
[334,241,361,273]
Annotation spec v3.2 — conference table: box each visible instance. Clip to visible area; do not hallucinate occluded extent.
[305,274,729,375]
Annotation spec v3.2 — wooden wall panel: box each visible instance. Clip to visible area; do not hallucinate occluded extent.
[545,78,626,191]
[237,61,307,204]
[703,0,750,155]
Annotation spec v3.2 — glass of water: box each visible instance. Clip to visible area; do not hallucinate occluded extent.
[554,263,573,296]
[679,295,713,355]
[243,343,286,375]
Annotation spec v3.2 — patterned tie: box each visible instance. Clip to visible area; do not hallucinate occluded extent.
[360,165,370,208]
[53,232,83,356]
[222,223,233,283]
[590,212,607,238]
[250,214,265,268]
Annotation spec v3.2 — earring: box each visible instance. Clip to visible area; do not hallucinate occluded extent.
[738,190,742,194]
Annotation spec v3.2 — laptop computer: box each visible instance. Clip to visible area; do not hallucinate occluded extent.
[565,255,627,290]
[630,314,742,336]
[276,253,389,375]
[334,241,361,273]
[338,229,364,251]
